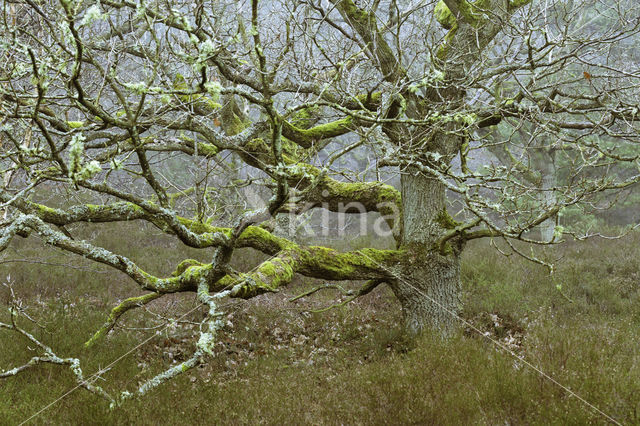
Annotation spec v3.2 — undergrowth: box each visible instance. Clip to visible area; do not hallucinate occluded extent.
[1,224,639,424]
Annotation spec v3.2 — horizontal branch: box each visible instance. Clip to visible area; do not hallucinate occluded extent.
[290,279,384,313]
[239,139,403,236]
[281,116,354,148]
[215,246,400,299]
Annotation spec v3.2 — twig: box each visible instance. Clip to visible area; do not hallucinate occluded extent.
[85,292,163,347]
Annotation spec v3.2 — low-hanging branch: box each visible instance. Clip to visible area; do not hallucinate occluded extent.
[290,279,385,313]
[1,212,400,296]
[84,292,162,348]
[215,246,398,299]
[0,304,114,403]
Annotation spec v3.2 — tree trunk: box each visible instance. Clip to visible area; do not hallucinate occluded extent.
[538,150,557,242]
[389,166,462,335]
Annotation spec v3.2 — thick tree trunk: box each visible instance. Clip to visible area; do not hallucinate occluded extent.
[391,249,461,334]
[389,166,462,335]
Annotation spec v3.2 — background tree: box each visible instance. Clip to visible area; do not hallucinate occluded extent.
[1,0,640,403]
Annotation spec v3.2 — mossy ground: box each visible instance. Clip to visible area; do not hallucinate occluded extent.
[1,222,639,424]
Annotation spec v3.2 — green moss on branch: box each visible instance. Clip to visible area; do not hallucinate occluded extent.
[13,196,298,255]
[509,0,532,9]
[434,0,457,30]
[172,259,205,277]
[67,121,85,129]
[436,208,462,230]
[296,165,403,236]
[281,116,354,148]
[229,256,296,298]
[219,244,401,299]
[435,0,491,29]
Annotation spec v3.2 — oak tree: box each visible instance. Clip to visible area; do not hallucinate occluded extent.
[1,0,639,402]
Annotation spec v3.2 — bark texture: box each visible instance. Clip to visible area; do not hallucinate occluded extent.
[391,247,461,334]
[390,165,462,334]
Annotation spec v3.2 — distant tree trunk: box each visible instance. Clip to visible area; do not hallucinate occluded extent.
[389,166,462,335]
[536,149,558,242]
[539,178,557,241]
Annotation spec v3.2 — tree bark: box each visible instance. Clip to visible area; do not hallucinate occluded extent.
[537,149,557,242]
[389,165,462,335]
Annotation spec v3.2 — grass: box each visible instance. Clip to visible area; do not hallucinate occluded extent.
[1,224,640,425]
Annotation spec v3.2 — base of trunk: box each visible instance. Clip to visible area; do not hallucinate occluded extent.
[389,248,461,335]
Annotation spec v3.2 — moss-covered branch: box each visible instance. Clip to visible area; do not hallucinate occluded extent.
[1,192,298,254]
[10,211,399,300]
[284,163,403,237]
[281,116,354,148]
[238,139,403,236]
[330,0,406,84]
[433,0,532,68]
[216,245,401,299]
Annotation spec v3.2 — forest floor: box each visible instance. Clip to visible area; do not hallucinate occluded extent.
[1,223,639,425]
